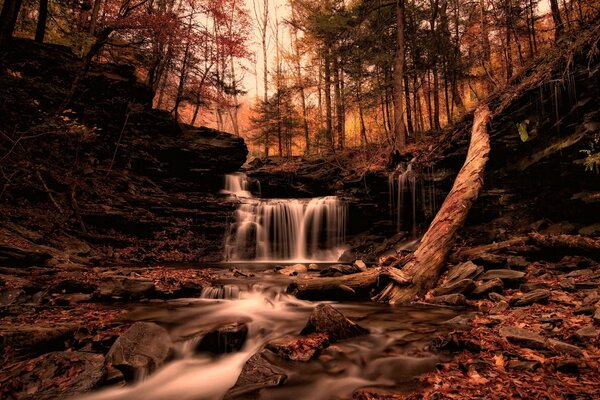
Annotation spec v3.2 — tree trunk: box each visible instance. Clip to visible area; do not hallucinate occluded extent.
[35,0,48,43]
[324,49,335,153]
[394,0,406,151]
[334,55,344,150]
[549,0,563,40]
[89,0,102,35]
[374,105,491,304]
[0,0,23,46]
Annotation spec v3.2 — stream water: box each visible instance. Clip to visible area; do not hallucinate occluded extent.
[81,173,457,400]
[81,264,460,400]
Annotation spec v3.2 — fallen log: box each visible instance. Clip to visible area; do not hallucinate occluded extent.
[287,267,410,300]
[374,105,492,304]
[450,236,530,262]
[529,232,600,259]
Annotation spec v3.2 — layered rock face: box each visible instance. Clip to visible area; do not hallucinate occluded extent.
[0,39,248,264]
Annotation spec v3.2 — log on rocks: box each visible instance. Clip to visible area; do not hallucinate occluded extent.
[287,267,410,300]
[450,236,530,262]
[375,105,492,304]
[529,232,600,259]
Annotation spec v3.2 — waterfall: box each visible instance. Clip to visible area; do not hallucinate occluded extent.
[223,174,347,262]
[221,172,260,198]
[389,162,437,236]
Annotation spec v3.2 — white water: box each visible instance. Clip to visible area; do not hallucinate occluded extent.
[223,174,347,262]
[389,162,437,236]
[79,282,452,400]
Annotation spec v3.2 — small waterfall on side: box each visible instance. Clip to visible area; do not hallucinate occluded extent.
[221,172,261,198]
[389,162,437,236]
[223,174,347,262]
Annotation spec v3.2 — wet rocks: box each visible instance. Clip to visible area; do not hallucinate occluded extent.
[509,289,550,307]
[0,351,106,400]
[106,322,173,380]
[301,304,368,342]
[196,323,249,354]
[97,277,155,299]
[431,279,475,297]
[224,350,287,399]
[266,332,329,362]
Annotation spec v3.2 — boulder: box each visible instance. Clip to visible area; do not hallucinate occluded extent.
[106,322,173,380]
[301,304,368,342]
[509,289,550,307]
[196,323,248,354]
[97,277,155,299]
[499,326,546,350]
[266,332,329,361]
[432,279,475,296]
[354,260,368,271]
[507,359,540,371]
[472,278,504,297]
[224,350,287,399]
[0,351,106,400]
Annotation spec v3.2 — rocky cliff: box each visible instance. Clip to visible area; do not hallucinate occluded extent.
[0,39,248,265]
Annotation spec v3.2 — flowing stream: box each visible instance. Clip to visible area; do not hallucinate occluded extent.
[81,265,461,400]
[81,172,458,400]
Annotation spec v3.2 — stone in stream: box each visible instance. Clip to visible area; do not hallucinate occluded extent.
[266,332,329,361]
[431,279,475,297]
[301,304,368,342]
[196,322,249,354]
[106,322,173,380]
[481,269,525,286]
[277,264,307,276]
[446,261,483,283]
[509,289,551,307]
[471,278,504,297]
[224,350,287,399]
[0,351,106,400]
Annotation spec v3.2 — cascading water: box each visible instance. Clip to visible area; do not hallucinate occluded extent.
[223,174,347,262]
[388,161,437,236]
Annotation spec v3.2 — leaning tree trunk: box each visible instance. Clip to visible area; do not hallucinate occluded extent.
[375,105,491,304]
